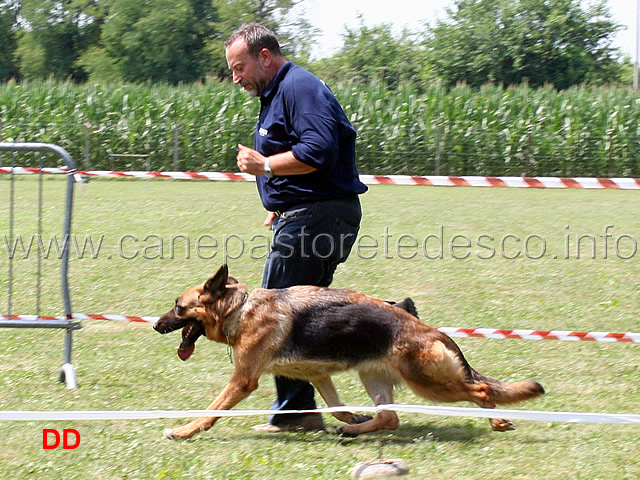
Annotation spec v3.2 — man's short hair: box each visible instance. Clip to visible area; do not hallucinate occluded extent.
[224,24,282,58]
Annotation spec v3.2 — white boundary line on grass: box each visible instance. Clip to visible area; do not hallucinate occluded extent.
[1,405,639,424]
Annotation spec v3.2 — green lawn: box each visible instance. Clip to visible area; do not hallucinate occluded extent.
[1,177,639,479]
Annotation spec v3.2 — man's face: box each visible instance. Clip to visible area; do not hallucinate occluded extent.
[225,39,270,97]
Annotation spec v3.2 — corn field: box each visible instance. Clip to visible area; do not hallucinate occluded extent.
[1,78,639,176]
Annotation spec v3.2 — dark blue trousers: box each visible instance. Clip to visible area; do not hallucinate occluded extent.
[262,196,362,425]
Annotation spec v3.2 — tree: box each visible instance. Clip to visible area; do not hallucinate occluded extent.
[207,0,317,78]
[79,0,218,84]
[425,0,624,89]
[4,0,314,83]
[0,1,20,80]
[312,19,422,90]
[14,0,102,81]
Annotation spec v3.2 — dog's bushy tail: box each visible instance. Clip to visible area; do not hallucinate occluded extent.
[473,371,545,405]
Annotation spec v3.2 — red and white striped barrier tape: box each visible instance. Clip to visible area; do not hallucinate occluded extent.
[0,166,254,182]
[2,166,640,189]
[2,314,638,343]
[360,174,640,189]
[438,327,640,343]
[0,313,154,324]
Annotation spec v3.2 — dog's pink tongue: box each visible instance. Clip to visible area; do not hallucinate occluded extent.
[177,344,195,361]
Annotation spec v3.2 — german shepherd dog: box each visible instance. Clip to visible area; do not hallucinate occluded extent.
[153,265,544,440]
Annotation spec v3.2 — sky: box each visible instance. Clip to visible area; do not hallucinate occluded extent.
[298,0,638,60]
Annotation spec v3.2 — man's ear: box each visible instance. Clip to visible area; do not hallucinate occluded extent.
[203,264,229,296]
[258,47,272,67]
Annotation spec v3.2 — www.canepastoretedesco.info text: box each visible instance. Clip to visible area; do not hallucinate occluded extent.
[2,225,637,261]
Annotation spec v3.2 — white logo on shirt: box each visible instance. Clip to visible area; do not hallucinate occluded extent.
[259,128,268,137]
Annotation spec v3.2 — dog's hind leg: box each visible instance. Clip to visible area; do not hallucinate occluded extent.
[311,375,373,425]
[396,339,517,432]
[403,374,515,431]
[334,369,399,437]
[454,381,515,432]
[461,382,516,432]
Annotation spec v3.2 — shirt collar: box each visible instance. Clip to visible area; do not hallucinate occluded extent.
[261,61,294,105]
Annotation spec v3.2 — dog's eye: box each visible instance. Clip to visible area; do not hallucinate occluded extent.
[174,304,186,315]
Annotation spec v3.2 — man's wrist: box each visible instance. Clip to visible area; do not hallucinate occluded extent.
[263,157,274,178]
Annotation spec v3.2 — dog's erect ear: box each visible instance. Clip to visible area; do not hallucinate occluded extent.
[203,264,229,296]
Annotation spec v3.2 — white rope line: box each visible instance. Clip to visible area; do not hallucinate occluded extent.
[1,404,639,424]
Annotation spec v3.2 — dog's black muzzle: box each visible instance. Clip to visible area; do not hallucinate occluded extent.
[153,313,191,334]
[154,314,205,362]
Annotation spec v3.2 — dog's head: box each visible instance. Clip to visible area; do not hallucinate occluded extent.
[153,264,243,361]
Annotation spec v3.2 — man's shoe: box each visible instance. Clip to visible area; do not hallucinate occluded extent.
[252,414,325,433]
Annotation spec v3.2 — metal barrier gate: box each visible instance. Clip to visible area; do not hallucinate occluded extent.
[0,143,81,388]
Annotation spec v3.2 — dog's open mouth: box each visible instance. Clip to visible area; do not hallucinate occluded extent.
[178,320,205,361]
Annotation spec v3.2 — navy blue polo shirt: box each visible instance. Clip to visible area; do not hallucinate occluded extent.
[254,62,367,212]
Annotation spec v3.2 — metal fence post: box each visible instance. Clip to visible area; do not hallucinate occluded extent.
[83,122,92,170]
[173,120,179,171]
[435,125,442,176]
[0,142,81,389]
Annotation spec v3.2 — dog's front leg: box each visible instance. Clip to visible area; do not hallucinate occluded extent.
[164,372,259,440]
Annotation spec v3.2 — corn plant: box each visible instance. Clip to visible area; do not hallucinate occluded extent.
[1,78,639,176]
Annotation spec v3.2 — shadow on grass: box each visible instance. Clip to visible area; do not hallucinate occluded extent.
[164,418,552,453]
[215,421,492,446]
[330,422,490,445]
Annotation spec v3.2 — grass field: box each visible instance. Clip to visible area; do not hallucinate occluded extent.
[1,177,639,479]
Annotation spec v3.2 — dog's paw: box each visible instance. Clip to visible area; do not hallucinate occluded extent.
[490,418,516,432]
[336,426,360,438]
[163,428,191,440]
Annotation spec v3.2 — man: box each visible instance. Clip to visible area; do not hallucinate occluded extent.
[225,24,367,433]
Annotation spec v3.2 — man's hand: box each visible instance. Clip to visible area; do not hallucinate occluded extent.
[236,144,267,176]
[264,211,277,230]
[236,144,317,176]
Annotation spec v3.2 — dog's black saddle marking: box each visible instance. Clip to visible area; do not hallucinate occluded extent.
[279,301,396,365]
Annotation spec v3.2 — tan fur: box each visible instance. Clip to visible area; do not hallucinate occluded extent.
[154,265,544,440]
